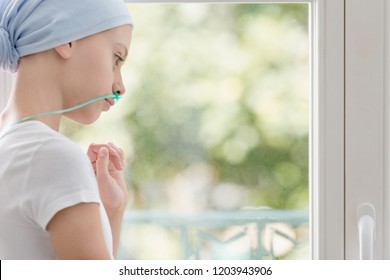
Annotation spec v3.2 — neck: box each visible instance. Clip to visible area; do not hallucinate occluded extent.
[0,63,64,132]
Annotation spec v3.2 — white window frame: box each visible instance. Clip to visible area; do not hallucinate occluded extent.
[345,0,389,260]
[310,0,344,259]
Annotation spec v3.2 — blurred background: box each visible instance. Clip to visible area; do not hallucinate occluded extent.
[61,3,310,260]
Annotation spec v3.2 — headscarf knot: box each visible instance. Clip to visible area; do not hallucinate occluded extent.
[0,27,20,73]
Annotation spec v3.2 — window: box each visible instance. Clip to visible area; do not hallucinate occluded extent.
[62,1,317,260]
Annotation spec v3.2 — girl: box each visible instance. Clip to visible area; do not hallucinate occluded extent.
[0,0,133,259]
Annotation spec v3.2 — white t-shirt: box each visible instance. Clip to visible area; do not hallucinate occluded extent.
[0,121,113,259]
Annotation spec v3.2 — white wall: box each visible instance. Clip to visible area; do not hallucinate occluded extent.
[0,70,13,111]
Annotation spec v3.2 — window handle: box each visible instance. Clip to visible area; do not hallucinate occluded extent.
[358,204,375,260]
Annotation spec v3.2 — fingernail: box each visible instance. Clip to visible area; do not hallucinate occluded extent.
[99,148,107,157]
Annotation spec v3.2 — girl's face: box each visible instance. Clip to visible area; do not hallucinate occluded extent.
[63,25,133,124]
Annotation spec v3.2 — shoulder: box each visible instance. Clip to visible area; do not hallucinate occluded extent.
[22,121,91,170]
[1,121,92,173]
[36,131,89,167]
[18,121,97,190]
[16,122,101,229]
[3,121,98,194]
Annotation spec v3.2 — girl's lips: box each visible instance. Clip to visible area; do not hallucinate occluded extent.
[105,98,114,106]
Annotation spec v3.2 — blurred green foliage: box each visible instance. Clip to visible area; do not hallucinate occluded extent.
[62,3,309,211]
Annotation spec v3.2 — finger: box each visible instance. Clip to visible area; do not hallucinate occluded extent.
[108,142,125,161]
[86,143,99,163]
[96,147,110,180]
[108,142,125,167]
[89,143,124,170]
[106,144,124,170]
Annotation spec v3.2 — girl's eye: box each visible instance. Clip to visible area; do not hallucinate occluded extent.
[115,54,124,66]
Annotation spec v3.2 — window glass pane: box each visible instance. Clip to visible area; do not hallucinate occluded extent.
[62,2,310,260]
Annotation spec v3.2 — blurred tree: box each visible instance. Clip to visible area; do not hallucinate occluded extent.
[62,3,309,210]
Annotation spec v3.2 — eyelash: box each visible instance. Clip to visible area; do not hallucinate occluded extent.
[115,54,125,66]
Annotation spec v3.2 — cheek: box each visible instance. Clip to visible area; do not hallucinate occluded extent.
[83,54,114,90]
[86,52,111,75]
[69,44,114,95]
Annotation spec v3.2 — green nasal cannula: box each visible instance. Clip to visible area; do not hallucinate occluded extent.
[15,92,121,124]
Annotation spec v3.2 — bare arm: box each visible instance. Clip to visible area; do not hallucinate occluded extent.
[47,203,112,259]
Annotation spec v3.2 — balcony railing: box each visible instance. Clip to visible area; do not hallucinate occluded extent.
[119,209,309,260]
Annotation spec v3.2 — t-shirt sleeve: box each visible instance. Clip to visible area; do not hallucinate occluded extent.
[21,137,101,230]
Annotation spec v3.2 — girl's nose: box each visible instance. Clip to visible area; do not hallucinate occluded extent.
[113,69,126,94]
[112,80,126,96]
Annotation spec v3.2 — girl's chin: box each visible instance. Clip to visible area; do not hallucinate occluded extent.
[66,112,102,125]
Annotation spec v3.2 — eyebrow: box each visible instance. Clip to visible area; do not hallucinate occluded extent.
[116,43,128,59]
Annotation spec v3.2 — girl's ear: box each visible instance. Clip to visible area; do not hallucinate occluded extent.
[54,42,74,59]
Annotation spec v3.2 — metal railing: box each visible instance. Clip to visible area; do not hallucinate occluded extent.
[119,209,309,260]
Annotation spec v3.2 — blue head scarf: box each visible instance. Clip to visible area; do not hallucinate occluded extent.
[0,0,133,73]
